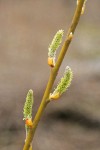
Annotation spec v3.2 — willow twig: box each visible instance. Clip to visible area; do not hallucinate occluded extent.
[23,1,85,150]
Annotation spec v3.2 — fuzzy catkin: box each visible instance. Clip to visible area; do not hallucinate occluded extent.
[48,30,64,58]
[51,66,73,98]
[23,89,34,120]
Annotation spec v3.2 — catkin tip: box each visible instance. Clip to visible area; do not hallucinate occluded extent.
[29,89,33,94]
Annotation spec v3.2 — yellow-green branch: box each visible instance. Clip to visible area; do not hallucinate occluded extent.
[23,1,85,150]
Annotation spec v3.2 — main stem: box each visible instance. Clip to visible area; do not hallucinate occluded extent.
[23,1,85,150]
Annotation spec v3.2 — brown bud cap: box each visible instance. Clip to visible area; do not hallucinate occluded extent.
[48,57,55,67]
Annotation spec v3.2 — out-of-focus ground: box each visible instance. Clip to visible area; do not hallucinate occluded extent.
[0,0,100,150]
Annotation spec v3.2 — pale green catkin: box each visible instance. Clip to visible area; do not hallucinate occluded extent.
[23,89,34,120]
[52,66,73,95]
[48,30,64,58]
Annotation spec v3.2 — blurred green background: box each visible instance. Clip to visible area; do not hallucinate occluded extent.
[0,0,100,150]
